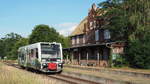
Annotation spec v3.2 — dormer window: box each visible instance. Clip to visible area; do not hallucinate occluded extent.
[94,20,96,29]
[104,30,111,39]
[90,22,93,27]
[90,22,93,29]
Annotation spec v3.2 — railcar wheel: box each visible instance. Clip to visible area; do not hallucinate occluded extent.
[25,67,29,71]
[57,70,62,74]
[20,66,25,69]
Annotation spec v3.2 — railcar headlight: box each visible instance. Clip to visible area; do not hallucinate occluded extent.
[42,63,47,66]
[58,63,62,66]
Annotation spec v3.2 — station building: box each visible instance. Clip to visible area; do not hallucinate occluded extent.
[63,4,125,67]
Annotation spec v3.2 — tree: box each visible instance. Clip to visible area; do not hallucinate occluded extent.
[0,39,5,59]
[0,33,22,59]
[123,0,150,69]
[127,33,150,69]
[99,0,129,41]
[58,35,71,48]
[99,0,150,68]
[29,24,60,44]
[10,38,28,60]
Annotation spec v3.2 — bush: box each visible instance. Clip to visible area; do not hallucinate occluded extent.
[126,33,150,69]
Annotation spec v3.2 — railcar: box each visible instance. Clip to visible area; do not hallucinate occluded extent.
[18,42,63,73]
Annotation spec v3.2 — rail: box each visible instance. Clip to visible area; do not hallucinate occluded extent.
[3,61,100,84]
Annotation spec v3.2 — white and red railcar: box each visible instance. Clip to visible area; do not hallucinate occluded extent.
[18,42,63,73]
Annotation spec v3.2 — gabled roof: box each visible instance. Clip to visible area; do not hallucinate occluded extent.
[70,17,87,36]
[70,4,105,37]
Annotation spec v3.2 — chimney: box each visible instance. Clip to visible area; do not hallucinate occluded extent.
[92,3,97,11]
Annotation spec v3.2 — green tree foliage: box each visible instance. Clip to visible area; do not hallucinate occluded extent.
[28,24,71,59]
[10,38,28,60]
[29,24,60,44]
[99,0,129,41]
[127,34,150,69]
[99,0,150,69]
[0,39,5,59]
[124,0,150,69]
[0,24,71,60]
[58,35,71,48]
[0,33,22,59]
[29,24,71,48]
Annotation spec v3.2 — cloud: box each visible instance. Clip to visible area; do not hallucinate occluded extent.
[53,22,78,36]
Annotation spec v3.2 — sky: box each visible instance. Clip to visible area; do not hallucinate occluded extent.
[0,0,105,38]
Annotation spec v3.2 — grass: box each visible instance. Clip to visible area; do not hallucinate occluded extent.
[110,66,150,73]
[64,64,150,73]
[0,62,62,84]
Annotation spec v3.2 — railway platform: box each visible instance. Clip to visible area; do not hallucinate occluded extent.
[63,64,150,84]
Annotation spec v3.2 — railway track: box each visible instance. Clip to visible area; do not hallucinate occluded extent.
[3,62,100,84]
[48,74,100,84]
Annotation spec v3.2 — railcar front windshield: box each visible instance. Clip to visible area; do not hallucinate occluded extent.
[41,44,61,58]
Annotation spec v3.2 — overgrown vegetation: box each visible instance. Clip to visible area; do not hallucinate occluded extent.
[0,24,70,60]
[99,0,150,69]
[0,62,61,84]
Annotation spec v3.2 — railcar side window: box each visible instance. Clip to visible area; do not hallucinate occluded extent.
[31,49,34,57]
[36,48,38,58]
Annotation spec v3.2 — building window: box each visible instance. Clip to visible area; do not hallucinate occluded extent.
[83,35,85,43]
[104,30,110,39]
[95,30,99,41]
[90,22,93,29]
[90,22,92,27]
[94,20,96,28]
[76,36,79,44]
[72,37,75,45]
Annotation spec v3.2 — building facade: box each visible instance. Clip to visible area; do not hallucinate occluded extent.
[64,4,125,67]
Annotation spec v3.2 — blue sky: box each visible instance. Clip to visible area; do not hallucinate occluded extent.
[0,0,105,38]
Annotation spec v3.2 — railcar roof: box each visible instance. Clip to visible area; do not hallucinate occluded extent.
[18,42,61,50]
